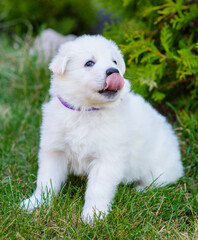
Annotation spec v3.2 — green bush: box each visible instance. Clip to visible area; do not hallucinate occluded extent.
[0,0,97,35]
[99,0,198,113]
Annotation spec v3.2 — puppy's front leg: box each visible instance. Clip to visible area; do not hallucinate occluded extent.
[21,150,68,211]
[82,160,123,222]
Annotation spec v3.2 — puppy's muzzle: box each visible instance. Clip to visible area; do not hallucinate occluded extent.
[98,68,125,98]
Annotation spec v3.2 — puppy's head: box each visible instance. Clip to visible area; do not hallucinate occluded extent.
[49,35,128,109]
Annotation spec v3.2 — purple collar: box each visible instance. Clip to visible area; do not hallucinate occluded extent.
[58,97,102,111]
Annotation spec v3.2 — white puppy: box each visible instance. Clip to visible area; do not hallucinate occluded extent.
[21,35,183,222]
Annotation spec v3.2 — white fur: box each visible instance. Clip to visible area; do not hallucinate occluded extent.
[21,35,183,222]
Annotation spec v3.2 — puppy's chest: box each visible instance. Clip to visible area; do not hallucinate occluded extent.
[64,127,93,154]
[63,118,99,175]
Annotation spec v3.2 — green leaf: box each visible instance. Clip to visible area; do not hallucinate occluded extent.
[151,90,166,102]
[160,23,173,53]
[177,48,198,70]
[171,5,198,30]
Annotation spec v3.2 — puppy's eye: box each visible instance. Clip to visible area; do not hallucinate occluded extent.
[85,61,95,67]
[113,60,117,65]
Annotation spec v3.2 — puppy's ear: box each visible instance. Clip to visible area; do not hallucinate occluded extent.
[49,42,72,75]
[49,54,69,75]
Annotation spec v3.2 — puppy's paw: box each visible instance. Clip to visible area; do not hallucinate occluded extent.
[20,195,40,212]
[135,185,145,192]
[81,208,105,223]
[21,189,53,212]
[81,205,109,223]
[135,183,152,192]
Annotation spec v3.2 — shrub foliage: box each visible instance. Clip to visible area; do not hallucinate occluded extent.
[99,0,198,111]
[0,0,97,35]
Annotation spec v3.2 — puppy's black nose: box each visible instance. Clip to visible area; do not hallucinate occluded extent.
[106,68,119,77]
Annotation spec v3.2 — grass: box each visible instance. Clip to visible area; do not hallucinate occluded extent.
[0,36,197,239]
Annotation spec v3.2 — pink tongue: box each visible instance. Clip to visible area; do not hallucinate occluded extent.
[105,73,125,91]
